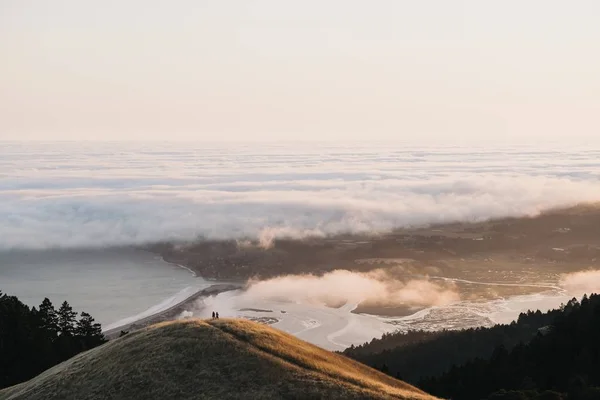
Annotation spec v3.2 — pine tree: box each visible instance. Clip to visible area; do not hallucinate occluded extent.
[76,312,106,348]
[57,301,77,336]
[38,298,59,338]
[1,293,107,390]
[0,292,35,388]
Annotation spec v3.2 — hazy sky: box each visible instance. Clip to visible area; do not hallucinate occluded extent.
[1,1,599,142]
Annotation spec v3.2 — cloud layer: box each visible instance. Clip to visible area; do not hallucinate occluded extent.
[2,142,600,249]
[560,270,600,296]
[242,268,459,308]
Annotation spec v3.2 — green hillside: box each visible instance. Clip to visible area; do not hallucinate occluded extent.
[0,319,437,400]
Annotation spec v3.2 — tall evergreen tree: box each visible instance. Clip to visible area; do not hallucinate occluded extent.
[76,312,106,348]
[38,298,59,337]
[0,292,35,387]
[57,301,77,336]
[1,292,106,390]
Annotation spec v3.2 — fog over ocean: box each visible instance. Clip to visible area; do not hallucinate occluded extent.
[3,141,600,249]
[2,141,600,335]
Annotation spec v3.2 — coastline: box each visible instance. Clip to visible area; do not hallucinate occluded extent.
[100,249,248,340]
[160,254,198,277]
[172,262,197,277]
[125,205,600,348]
[157,252,247,286]
[103,283,242,339]
[139,248,199,278]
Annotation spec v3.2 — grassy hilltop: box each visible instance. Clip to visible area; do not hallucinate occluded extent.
[0,319,436,400]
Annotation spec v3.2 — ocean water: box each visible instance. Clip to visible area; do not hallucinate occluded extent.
[0,248,205,328]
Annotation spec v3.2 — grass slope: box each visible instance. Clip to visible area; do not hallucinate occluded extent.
[0,319,437,400]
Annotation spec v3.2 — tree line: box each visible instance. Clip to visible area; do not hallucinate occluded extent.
[0,290,106,389]
[344,294,600,399]
[343,306,561,383]
[420,294,600,399]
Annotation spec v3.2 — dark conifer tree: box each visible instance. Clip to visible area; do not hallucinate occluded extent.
[0,292,35,387]
[76,312,106,348]
[1,292,106,390]
[57,301,77,336]
[38,298,59,337]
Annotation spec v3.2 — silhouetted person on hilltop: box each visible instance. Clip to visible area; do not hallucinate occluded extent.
[212,311,215,319]
[216,312,219,319]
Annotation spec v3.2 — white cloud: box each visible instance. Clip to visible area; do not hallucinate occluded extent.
[241,268,460,308]
[1,142,600,249]
[559,270,600,296]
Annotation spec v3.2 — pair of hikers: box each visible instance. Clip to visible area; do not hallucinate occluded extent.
[211,311,219,319]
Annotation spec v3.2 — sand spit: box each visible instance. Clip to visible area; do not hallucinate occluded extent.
[103,284,241,339]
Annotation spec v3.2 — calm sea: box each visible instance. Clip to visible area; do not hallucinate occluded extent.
[0,248,204,328]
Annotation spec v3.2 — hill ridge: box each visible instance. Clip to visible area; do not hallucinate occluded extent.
[205,319,427,397]
[1,318,437,400]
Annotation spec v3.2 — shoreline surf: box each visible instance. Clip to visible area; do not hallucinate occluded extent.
[103,283,243,339]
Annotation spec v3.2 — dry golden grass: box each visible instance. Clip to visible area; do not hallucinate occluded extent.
[0,319,438,400]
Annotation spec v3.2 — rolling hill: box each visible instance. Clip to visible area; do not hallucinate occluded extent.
[0,319,437,400]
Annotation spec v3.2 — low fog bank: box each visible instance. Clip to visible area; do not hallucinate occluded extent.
[240,268,459,309]
[3,179,600,251]
[560,270,600,296]
[236,268,600,316]
[3,142,600,250]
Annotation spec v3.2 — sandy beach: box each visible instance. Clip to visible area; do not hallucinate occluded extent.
[103,283,242,339]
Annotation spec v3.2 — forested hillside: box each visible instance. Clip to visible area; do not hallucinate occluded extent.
[344,305,561,382]
[421,294,600,399]
[0,291,106,389]
[345,294,600,399]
